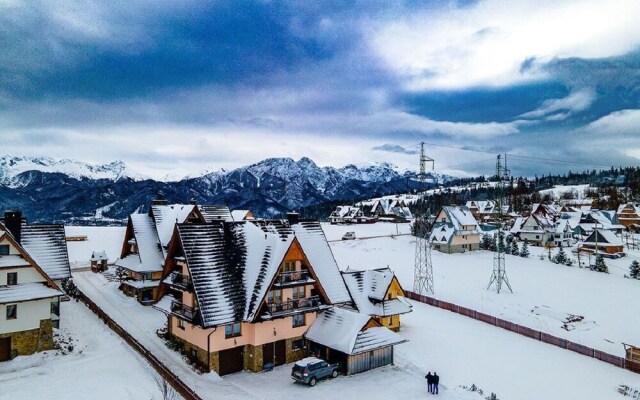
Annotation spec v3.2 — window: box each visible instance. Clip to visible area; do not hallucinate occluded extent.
[7,272,17,286]
[225,323,242,338]
[0,245,9,255]
[267,289,282,304]
[142,272,153,281]
[292,338,305,351]
[50,301,60,316]
[292,286,305,300]
[6,304,17,320]
[292,313,306,327]
[282,261,295,272]
[178,318,185,330]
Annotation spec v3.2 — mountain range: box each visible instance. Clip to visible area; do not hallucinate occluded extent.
[0,155,452,224]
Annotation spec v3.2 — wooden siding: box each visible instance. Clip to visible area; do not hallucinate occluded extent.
[346,347,393,375]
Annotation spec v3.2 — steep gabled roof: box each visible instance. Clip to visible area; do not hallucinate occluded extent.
[583,230,623,246]
[304,307,407,355]
[342,268,412,317]
[116,213,164,273]
[440,206,480,230]
[151,204,198,253]
[290,221,352,304]
[198,205,233,223]
[20,224,71,280]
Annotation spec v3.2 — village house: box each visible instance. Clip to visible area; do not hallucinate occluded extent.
[430,206,481,253]
[341,267,412,332]
[328,206,373,225]
[579,229,625,257]
[616,203,640,228]
[231,209,256,221]
[157,217,355,375]
[1,212,66,361]
[364,199,413,223]
[90,251,109,273]
[115,201,233,304]
[510,203,571,247]
[304,307,407,375]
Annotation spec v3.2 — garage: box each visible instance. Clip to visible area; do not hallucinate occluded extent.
[262,339,286,368]
[0,337,11,362]
[218,346,244,376]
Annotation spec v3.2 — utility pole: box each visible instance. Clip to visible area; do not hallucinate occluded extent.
[413,142,435,295]
[487,155,513,294]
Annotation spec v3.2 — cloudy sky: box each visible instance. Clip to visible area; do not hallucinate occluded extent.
[1,0,640,179]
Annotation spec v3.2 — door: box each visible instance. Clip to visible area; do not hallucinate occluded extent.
[219,346,244,376]
[274,339,286,366]
[0,337,11,362]
[263,342,274,367]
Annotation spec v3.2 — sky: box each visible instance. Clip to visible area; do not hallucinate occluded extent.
[1,0,640,180]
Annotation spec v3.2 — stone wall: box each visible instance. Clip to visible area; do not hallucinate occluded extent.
[0,319,54,357]
[244,344,263,373]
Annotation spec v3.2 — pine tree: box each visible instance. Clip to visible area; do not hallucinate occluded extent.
[480,234,493,250]
[519,239,530,258]
[591,254,608,273]
[553,246,567,265]
[510,240,519,256]
[630,260,640,279]
[489,233,497,252]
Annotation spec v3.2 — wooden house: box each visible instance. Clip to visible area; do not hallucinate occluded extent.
[341,267,411,332]
[90,251,108,272]
[579,229,624,256]
[617,203,640,228]
[157,219,353,375]
[430,206,481,253]
[304,307,407,375]
[1,213,64,361]
[328,206,373,225]
[510,204,571,247]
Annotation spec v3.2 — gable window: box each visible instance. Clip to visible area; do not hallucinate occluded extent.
[7,272,17,286]
[292,313,305,328]
[267,289,282,304]
[225,322,242,338]
[0,245,9,255]
[282,261,295,272]
[6,304,17,320]
[292,286,305,300]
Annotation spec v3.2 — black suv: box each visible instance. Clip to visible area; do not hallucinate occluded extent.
[291,357,340,386]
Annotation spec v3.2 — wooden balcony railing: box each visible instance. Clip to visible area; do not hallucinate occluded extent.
[273,270,314,287]
[171,300,199,323]
[167,271,193,291]
[263,295,325,318]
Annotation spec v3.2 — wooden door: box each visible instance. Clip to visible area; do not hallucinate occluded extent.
[0,337,11,362]
[218,346,244,376]
[263,342,274,366]
[274,339,286,366]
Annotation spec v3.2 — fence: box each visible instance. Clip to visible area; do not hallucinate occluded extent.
[75,289,203,400]
[405,291,640,374]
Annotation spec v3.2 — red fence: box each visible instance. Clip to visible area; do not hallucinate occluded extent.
[75,289,203,400]
[405,290,635,374]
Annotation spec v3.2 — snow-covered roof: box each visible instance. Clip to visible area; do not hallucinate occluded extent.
[151,204,196,252]
[0,282,63,304]
[0,254,31,268]
[177,220,295,327]
[304,307,407,355]
[342,268,412,317]
[90,251,108,261]
[231,210,252,221]
[583,230,623,246]
[198,205,233,223]
[291,221,352,304]
[430,224,455,244]
[116,213,164,273]
[439,206,480,231]
[121,280,160,289]
[20,224,71,280]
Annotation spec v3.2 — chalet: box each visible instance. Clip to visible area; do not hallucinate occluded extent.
[617,203,640,228]
[341,267,411,332]
[157,219,354,375]
[510,203,571,247]
[328,206,373,225]
[466,200,498,222]
[1,213,65,361]
[430,206,481,253]
[367,199,412,222]
[304,307,407,375]
[231,210,256,221]
[90,251,109,273]
[579,229,625,256]
[115,202,233,304]
[562,210,625,238]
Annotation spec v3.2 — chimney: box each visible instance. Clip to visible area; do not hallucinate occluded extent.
[286,212,300,225]
[4,210,22,244]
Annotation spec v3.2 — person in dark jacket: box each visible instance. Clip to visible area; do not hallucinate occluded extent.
[432,372,440,394]
[425,372,433,393]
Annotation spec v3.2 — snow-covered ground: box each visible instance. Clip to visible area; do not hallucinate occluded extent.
[65,226,126,270]
[8,224,640,399]
[321,222,411,241]
[0,300,164,400]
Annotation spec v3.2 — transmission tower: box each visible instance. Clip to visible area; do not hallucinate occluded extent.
[487,154,513,293]
[413,142,435,295]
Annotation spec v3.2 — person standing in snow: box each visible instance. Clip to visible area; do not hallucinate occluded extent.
[432,372,439,394]
[425,372,433,393]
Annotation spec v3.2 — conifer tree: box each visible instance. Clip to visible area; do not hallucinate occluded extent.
[510,240,519,256]
[591,254,608,273]
[519,239,530,258]
[630,260,640,279]
[480,234,493,250]
[553,246,568,265]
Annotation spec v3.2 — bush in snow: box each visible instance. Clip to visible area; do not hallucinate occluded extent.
[519,239,530,258]
[630,260,640,279]
[480,234,493,250]
[591,254,609,273]
[510,240,519,256]
[61,278,79,300]
[551,246,568,265]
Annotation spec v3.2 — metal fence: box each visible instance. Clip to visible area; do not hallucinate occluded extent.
[75,289,203,400]
[404,290,637,374]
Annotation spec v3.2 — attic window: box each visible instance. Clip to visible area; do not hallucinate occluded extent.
[0,245,9,255]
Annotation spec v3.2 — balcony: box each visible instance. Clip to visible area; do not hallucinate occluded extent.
[166,271,193,291]
[171,300,200,324]
[262,295,328,319]
[272,270,315,288]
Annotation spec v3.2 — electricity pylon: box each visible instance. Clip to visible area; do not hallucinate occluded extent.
[413,142,435,295]
[487,154,513,293]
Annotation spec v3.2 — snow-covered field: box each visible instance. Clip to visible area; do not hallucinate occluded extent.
[0,300,163,400]
[7,223,640,399]
[64,226,126,270]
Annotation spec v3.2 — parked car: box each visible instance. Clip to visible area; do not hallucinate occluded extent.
[342,231,356,240]
[291,357,340,386]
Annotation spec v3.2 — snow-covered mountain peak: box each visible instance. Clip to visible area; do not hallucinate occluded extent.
[0,155,147,187]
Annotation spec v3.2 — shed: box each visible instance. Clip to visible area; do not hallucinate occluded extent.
[304,307,407,375]
[90,250,109,272]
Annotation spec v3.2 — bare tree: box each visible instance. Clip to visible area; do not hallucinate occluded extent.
[155,376,179,400]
